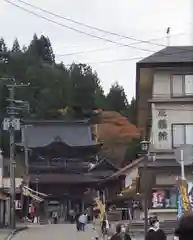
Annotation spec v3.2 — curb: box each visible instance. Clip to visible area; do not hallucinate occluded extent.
[4,226,28,240]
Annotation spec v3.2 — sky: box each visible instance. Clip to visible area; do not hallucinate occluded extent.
[0,0,192,101]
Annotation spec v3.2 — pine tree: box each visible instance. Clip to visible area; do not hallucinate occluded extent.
[107,82,129,114]
[39,35,55,64]
[0,38,8,63]
[28,33,39,57]
[127,97,136,124]
[11,38,21,52]
[28,34,55,64]
[0,38,7,52]
[70,63,98,111]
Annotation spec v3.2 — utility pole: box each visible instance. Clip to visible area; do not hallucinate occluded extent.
[24,124,29,219]
[8,85,16,230]
[24,125,29,181]
[2,80,30,229]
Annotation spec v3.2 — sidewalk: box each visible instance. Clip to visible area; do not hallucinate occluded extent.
[0,229,11,240]
[0,223,29,240]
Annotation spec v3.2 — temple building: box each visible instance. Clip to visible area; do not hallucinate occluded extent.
[16,119,117,221]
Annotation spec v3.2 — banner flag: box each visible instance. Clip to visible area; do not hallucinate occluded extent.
[177,192,182,219]
[176,177,192,215]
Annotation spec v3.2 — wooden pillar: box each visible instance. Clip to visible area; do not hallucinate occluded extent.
[68,198,71,220]
[64,199,68,221]
[81,199,85,213]
[44,199,48,220]
[0,200,3,225]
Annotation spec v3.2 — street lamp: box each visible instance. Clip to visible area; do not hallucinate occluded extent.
[140,139,150,239]
[140,140,150,152]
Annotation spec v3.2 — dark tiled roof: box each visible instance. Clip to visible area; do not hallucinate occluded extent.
[19,122,97,148]
[139,46,193,64]
[86,170,116,179]
[89,158,118,172]
[29,173,99,183]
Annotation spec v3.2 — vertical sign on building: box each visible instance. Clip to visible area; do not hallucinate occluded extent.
[157,110,168,142]
[178,192,182,219]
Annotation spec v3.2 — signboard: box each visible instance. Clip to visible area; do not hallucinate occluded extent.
[3,118,20,131]
[152,190,165,208]
[157,110,168,141]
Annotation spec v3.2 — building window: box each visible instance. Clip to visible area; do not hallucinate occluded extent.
[171,74,193,97]
[172,124,193,148]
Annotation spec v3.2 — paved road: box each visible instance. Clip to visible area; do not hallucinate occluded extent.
[13,224,95,240]
[0,232,9,240]
[13,224,174,240]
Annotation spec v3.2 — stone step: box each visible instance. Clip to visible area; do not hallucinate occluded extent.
[39,219,48,225]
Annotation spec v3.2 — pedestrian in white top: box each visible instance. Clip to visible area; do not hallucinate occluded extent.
[78,213,87,231]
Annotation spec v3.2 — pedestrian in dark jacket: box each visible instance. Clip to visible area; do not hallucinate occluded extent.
[75,212,80,231]
[111,224,122,240]
[174,213,193,240]
[123,225,132,240]
[145,217,166,240]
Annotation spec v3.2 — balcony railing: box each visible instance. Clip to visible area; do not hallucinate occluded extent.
[151,93,193,100]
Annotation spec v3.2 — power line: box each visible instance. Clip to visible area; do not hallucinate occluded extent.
[55,32,190,57]
[5,0,193,61]
[13,0,190,50]
[64,56,144,66]
[5,0,160,54]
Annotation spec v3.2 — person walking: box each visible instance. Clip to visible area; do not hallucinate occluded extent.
[101,215,109,240]
[121,225,132,240]
[93,213,102,240]
[52,211,58,224]
[69,209,75,223]
[110,224,122,240]
[174,213,193,240]
[145,216,166,240]
[78,212,87,231]
[29,204,35,223]
[75,212,81,231]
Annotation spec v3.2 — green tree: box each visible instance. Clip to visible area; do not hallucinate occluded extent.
[94,86,107,109]
[28,34,55,64]
[0,38,7,52]
[11,38,21,52]
[70,63,99,111]
[0,34,136,123]
[28,33,38,55]
[107,82,129,114]
[127,97,136,125]
[39,35,55,64]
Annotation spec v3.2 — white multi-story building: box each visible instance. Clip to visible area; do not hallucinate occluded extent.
[136,46,193,219]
